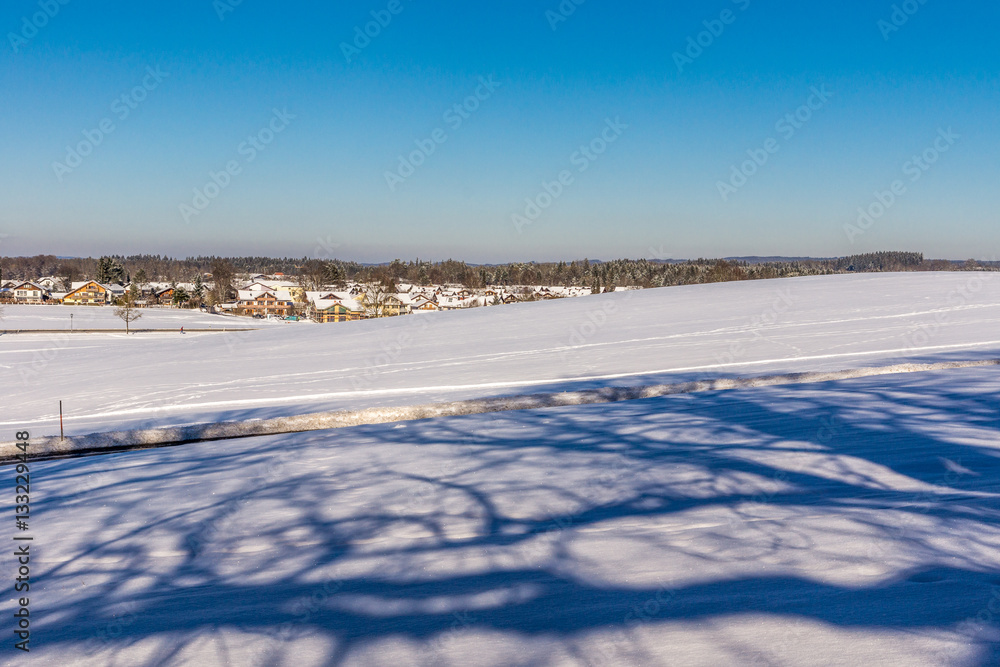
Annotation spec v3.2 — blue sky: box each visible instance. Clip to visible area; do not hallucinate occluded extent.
[1,0,997,262]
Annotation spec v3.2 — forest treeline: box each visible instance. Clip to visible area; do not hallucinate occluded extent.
[1,251,996,292]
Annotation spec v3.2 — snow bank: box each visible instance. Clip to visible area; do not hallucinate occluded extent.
[6,357,996,461]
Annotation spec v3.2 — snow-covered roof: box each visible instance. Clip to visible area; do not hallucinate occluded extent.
[11,281,46,291]
[305,291,362,312]
[69,280,115,292]
[238,289,296,302]
[438,296,487,309]
[241,279,299,290]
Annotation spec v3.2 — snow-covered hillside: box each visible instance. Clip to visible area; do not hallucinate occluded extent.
[3,272,1000,437]
[5,272,1000,665]
[21,363,1000,665]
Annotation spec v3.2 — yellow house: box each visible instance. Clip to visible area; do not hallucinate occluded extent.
[357,291,405,317]
[62,281,111,305]
[309,293,364,322]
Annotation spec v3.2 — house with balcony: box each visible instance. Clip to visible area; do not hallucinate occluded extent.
[236,289,295,317]
[62,281,113,305]
[410,295,440,312]
[306,292,365,323]
[10,281,47,304]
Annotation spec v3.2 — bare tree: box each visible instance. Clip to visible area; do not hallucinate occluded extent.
[362,280,399,318]
[298,259,331,291]
[209,259,236,306]
[362,283,386,318]
[114,284,143,334]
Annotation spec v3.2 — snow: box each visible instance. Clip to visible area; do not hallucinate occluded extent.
[0,304,284,330]
[4,271,1000,664]
[3,272,1000,437]
[17,364,1000,665]
[7,357,999,460]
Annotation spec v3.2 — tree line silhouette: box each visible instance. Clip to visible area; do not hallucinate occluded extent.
[1,251,995,293]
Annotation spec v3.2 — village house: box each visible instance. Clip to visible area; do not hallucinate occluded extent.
[355,291,407,317]
[153,287,176,305]
[236,289,296,317]
[10,281,48,304]
[35,277,64,291]
[61,281,115,305]
[306,292,365,323]
[409,295,440,312]
[383,294,406,316]
[0,271,623,318]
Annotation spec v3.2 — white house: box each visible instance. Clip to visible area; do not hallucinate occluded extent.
[11,281,47,304]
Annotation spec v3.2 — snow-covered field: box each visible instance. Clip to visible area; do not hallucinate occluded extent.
[3,272,1000,437]
[5,272,1000,665]
[21,365,1000,665]
[0,304,287,330]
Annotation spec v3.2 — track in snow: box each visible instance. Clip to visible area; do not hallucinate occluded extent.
[7,357,998,462]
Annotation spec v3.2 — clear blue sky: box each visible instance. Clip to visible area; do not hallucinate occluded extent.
[1,0,997,262]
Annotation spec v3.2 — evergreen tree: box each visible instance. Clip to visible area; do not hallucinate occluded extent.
[324,262,346,288]
[172,286,190,308]
[96,256,126,285]
[591,276,601,294]
[193,275,205,304]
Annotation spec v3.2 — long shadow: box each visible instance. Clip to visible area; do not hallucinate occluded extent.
[27,366,1000,664]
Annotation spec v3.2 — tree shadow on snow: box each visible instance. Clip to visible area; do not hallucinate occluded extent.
[30,366,1000,665]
